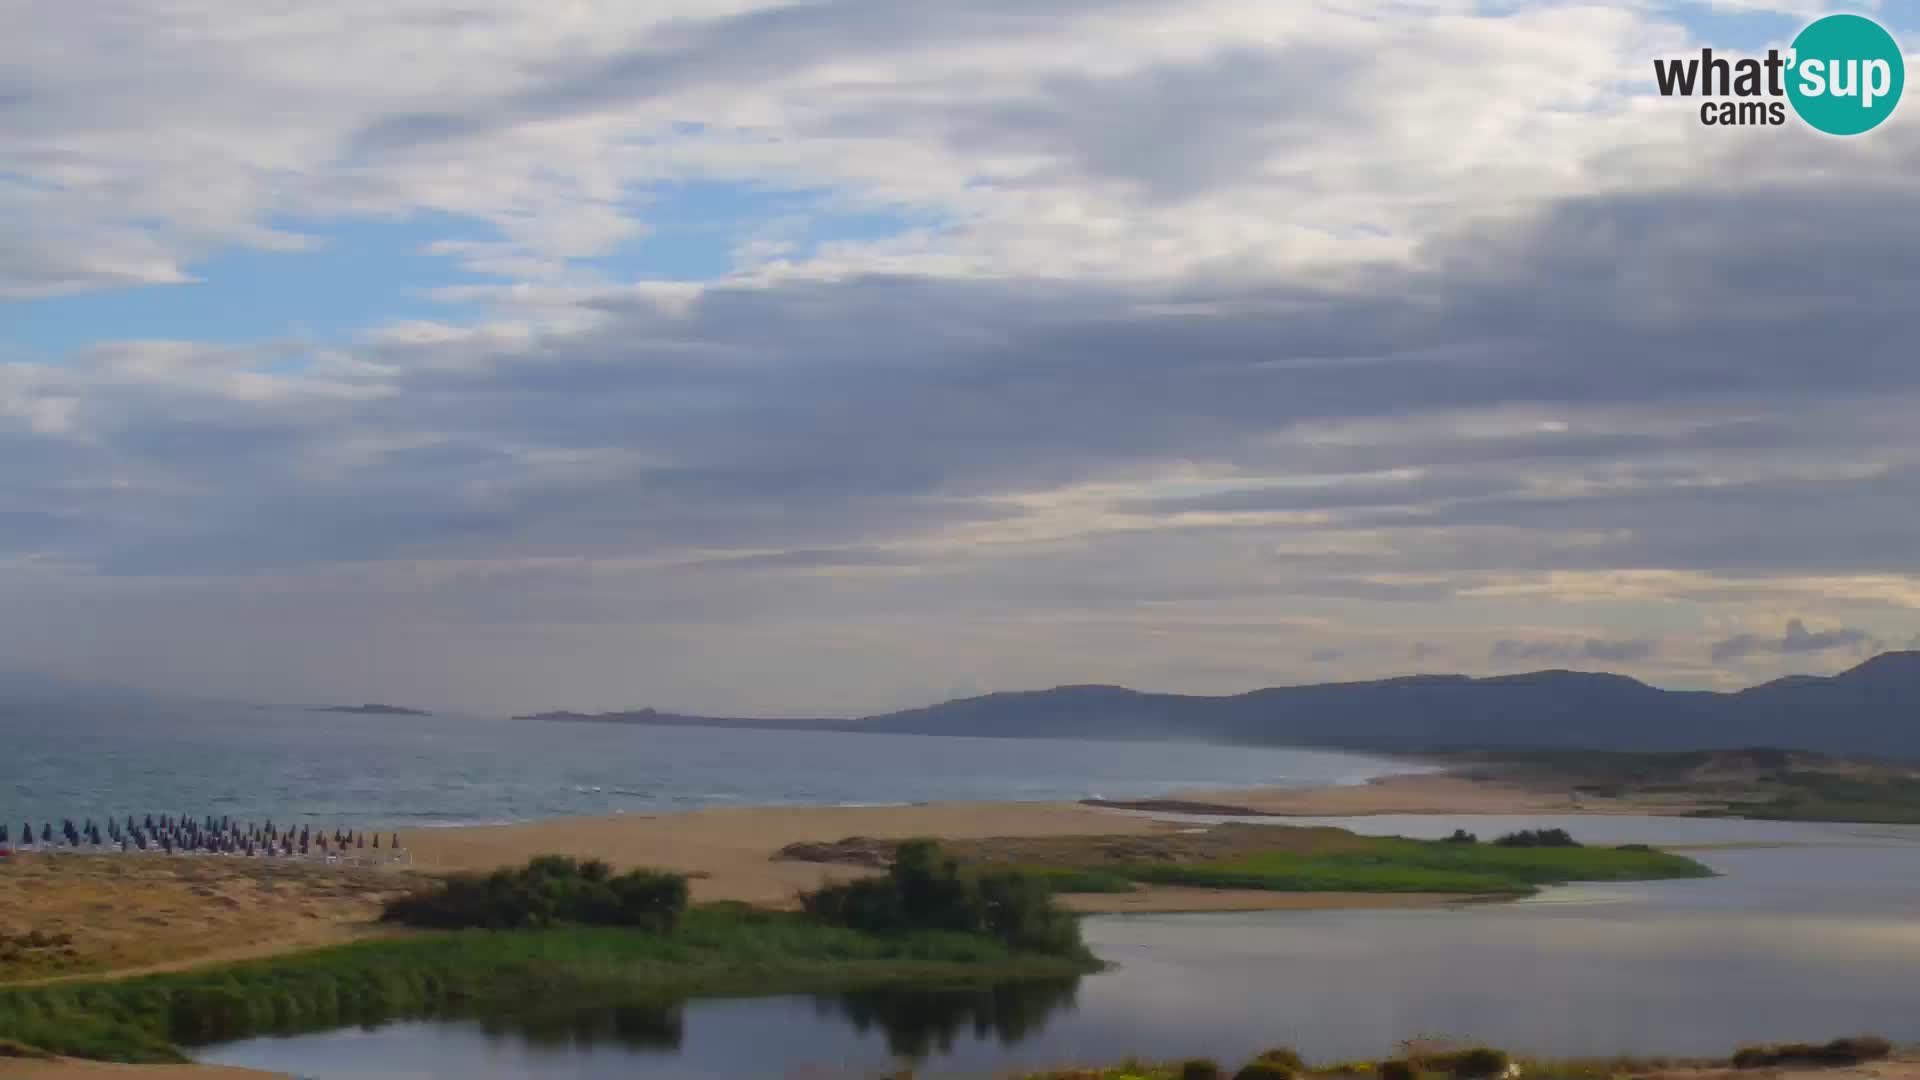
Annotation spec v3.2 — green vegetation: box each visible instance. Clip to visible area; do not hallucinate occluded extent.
[1457,747,1920,826]
[1730,772,1920,825]
[0,853,1098,1060]
[1013,1037,1899,1080]
[801,839,1090,958]
[1490,828,1579,848]
[1055,837,1709,897]
[1730,1036,1893,1069]
[381,854,688,931]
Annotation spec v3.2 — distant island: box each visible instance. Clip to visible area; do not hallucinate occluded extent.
[516,651,1920,758]
[310,703,432,716]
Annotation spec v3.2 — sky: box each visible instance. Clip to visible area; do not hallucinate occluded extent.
[4,0,1919,716]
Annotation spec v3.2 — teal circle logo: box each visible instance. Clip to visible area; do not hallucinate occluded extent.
[1787,14,1904,135]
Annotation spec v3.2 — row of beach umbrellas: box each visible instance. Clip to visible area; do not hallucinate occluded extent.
[0,815,403,858]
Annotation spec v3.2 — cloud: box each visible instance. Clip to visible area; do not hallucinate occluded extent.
[5,1,1920,711]
[1711,619,1875,663]
[1492,638,1660,666]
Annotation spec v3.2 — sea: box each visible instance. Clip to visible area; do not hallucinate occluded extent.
[0,701,1406,832]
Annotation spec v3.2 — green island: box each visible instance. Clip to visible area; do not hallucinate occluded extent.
[788,824,1717,899]
[1036,836,1709,897]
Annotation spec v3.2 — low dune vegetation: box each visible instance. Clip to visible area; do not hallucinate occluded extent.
[379,854,688,931]
[800,838,1089,958]
[0,847,1094,1064]
[782,824,1714,899]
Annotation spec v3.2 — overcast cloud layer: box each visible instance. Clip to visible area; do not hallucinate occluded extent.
[4,0,1919,714]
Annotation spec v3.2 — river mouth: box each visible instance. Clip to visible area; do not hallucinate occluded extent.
[196,816,1920,1078]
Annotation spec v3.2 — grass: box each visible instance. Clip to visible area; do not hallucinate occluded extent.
[0,903,1097,1064]
[1041,837,1712,896]
[1015,866,1141,894]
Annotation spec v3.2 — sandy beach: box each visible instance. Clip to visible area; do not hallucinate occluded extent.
[395,769,1696,906]
[1,768,1673,992]
[399,798,1191,907]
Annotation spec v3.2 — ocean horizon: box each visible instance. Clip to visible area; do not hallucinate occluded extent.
[0,701,1417,833]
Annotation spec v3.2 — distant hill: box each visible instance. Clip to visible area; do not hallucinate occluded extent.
[310,703,432,716]
[522,652,1920,757]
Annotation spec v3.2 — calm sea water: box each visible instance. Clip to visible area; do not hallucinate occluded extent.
[0,703,1408,831]
[200,816,1920,1078]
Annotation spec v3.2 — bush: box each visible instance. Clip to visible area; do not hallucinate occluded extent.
[1379,1060,1417,1080]
[799,839,1086,957]
[382,856,688,931]
[1431,1047,1510,1078]
[1252,1047,1305,1071]
[1492,829,1580,849]
[1180,1059,1224,1080]
[1234,1062,1293,1080]
[1444,830,1478,844]
[1731,1036,1892,1069]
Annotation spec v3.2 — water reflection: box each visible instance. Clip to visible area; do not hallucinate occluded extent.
[821,979,1081,1059]
[476,1001,686,1055]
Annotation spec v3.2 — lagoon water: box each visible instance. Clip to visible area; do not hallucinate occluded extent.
[200,816,1920,1078]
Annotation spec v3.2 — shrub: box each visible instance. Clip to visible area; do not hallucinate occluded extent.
[1233,1062,1293,1080]
[1492,829,1580,849]
[1379,1060,1417,1080]
[799,839,1086,957]
[1252,1047,1305,1071]
[1180,1059,1224,1080]
[1434,1047,1510,1078]
[382,856,688,931]
[1731,1036,1892,1069]
[1444,830,1478,844]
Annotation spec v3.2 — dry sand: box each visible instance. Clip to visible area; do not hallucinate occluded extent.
[0,855,422,986]
[399,799,1188,907]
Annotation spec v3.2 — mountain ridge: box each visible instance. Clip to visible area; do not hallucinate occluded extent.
[514,651,1920,757]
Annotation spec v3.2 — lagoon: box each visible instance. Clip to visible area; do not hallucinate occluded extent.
[200,815,1920,1078]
